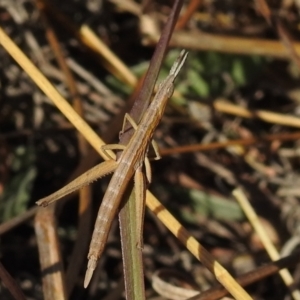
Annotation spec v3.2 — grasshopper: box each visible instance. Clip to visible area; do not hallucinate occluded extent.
[37,50,188,287]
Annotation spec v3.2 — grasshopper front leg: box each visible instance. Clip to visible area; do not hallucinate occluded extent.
[122,113,161,160]
[101,144,126,160]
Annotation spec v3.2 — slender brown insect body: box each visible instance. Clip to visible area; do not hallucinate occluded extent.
[36,51,188,288]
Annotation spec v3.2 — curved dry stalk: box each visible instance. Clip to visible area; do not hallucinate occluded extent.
[34,206,67,300]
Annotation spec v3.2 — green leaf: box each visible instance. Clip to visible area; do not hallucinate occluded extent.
[188,69,210,97]
[189,189,245,221]
[231,58,246,86]
[0,146,37,221]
